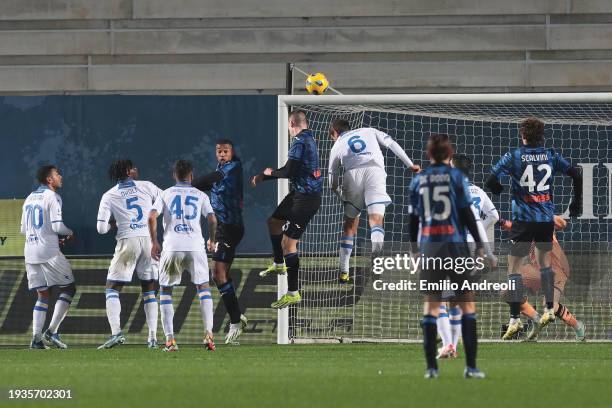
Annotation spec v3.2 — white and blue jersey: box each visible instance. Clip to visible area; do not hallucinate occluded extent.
[152,182,214,252]
[97,178,161,240]
[409,164,473,244]
[21,185,72,263]
[491,147,571,223]
[211,160,243,226]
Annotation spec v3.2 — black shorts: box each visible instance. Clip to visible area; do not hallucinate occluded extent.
[212,223,244,263]
[419,242,478,299]
[271,192,321,239]
[509,221,554,257]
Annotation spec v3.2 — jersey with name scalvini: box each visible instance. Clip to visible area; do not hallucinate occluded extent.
[21,186,67,263]
[97,179,162,240]
[329,127,392,173]
[211,160,243,226]
[491,146,571,222]
[152,183,214,252]
[288,129,323,195]
[410,164,473,244]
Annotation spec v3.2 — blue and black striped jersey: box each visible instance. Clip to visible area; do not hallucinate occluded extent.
[491,147,571,223]
[211,160,243,226]
[410,163,473,244]
[288,129,323,195]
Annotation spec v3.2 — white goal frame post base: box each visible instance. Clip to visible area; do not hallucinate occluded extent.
[276,92,612,345]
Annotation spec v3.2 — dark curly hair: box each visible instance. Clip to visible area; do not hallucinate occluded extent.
[520,117,545,146]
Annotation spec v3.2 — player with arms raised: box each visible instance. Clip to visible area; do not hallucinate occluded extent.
[149,160,217,351]
[22,165,76,349]
[328,119,420,283]
[251,110,322,309]
[193,139,248,344]
[485,117,582,340]
[97,160,162,349]
[409,134,486,379]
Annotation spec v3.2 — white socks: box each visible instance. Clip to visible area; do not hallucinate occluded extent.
[198,288,213,333]
[32,298,48,340]
[105,289,121,335]
[437,305,452,347]
[160,291,174,341]
[339,236,354,273]
[450,306,462,349]
[142,290,158,341]
[371,225,384,253]
[48,293,73,334]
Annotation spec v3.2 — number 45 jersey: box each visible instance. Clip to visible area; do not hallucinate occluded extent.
[152,182,214,252]
[491,147,571,223]
[97,179,162,240]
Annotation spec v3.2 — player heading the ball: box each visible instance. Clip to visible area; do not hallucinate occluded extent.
[485,117,583,340]
[328,119,420,283]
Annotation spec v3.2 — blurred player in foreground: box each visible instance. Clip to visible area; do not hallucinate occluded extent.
[252,110,322,309]
[97,160,162,349]
[327,119,420,283]
[22,165,76,349]
[193,140,248,344]
[149,160,217,351]
[486,117,582,340]
[409,134,486,379]
[499,215,585,341]
[437,154,499,359]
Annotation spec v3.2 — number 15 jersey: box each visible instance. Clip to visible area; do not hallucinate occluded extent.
[491,146,571,223]
[152,182,214,252]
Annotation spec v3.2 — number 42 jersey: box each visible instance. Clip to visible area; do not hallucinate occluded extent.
[491,146,571,223]
[97,179,162,240]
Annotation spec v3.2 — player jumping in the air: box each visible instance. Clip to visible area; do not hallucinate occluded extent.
[436,154,499,359]
[251,110,322,309]
[148,160,217,352]
[499,215,586,341]
[97,159,162,349]
[193,139,248,344]
[485,117,582,340]
[327,119,420,283]
[409,134,486,379]
[21,165,76,349]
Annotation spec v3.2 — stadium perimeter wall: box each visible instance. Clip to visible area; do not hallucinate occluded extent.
[1,1,612,94]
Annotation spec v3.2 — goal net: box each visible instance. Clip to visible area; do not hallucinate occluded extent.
[277,94,612,343]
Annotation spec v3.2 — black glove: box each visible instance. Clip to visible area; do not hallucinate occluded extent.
[568,199,582,218]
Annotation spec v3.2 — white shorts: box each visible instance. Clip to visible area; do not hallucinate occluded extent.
[107,237,157,283]
[26,254,74,290]
[342,166,391,218]
[159,250,209,287]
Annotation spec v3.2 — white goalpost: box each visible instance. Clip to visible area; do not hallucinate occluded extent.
[277,93,612,344]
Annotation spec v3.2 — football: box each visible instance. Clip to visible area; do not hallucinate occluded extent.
[305,72,329,95]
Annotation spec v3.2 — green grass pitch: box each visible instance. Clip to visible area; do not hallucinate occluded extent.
[1,343,611,408]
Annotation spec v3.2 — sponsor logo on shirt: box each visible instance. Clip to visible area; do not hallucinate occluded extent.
[174,224,194,233]
[129,223,147,230]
